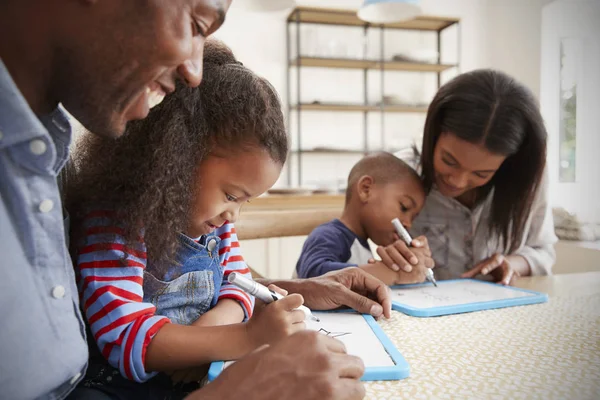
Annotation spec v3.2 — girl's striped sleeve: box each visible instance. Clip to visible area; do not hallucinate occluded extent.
[216,222,254,319]
[76,210,170,382]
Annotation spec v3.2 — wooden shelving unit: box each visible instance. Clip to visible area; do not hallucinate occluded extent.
[292,103,428,113]
[291,148,402,155]
[290,57,456,72]
[286,7,460,186]
[288,7,459,31]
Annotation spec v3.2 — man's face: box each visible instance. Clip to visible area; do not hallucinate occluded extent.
[58,0,231,137]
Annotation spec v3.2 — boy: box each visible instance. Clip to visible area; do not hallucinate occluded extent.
[296,152,434,285]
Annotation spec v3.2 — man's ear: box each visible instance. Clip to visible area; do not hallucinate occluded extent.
[357,175,374,203]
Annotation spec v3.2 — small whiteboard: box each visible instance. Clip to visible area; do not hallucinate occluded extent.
[391,279,548,317]
[208,311,409,382]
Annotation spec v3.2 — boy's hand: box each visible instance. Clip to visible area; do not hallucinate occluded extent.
[362,247,434,286]
[371,235,433,273]
[245,293,306,349]
[392,247,435,284]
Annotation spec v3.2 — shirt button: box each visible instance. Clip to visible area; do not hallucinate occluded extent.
[38,199,54,213]
[29,139,47,155]
[70,372,82,385]
[51,285,66,299]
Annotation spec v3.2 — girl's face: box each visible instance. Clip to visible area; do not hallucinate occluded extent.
[433,132,506,198]
[186,147,282,237]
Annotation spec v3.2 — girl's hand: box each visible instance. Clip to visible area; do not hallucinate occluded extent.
[245,292,306,349]
[461,254,522,285]
[369,235,433,273]
[252,284,287,315]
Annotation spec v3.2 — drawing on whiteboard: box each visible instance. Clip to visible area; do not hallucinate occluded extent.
[392,280,535,308]
[318,327,351,338]
[395,290,453,302]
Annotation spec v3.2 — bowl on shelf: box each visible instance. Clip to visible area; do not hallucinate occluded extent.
[267,187,314,196]
[405,49,440,64]
[392,50,439,64]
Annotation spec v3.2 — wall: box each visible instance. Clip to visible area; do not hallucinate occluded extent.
[540,0,600,223]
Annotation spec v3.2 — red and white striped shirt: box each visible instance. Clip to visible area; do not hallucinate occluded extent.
[75,210,254,382]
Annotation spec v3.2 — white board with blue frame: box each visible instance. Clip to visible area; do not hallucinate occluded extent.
[207,310,410,382]
[391,278,548,317]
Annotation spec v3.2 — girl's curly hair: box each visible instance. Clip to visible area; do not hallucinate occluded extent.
[66,39,288,267]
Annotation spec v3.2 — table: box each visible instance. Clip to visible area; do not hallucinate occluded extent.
[365,272,600,399]
[236,194,343,240]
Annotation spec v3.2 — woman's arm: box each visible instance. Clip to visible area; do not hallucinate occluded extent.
[512,170,557,275]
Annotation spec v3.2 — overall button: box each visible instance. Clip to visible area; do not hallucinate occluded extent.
[51,285,66,299]
[38,199,54,213]
[0,130,4,141]
[207,238,217,252]
[70,372,82,385]
[30,139,47,155]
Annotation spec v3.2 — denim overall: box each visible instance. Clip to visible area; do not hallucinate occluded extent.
[74,233,223,400]
[144,232,223,324]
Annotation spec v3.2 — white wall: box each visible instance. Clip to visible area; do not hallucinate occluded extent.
[541,0,600,223]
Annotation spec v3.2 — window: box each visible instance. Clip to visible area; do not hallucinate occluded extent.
[558,38,579,182]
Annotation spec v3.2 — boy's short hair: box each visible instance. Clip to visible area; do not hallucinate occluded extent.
[345,152,421,203]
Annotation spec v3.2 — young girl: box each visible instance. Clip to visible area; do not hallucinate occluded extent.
[384,69,556,285]
[66,40,304,399]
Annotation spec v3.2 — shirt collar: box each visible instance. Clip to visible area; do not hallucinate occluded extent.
[0,59,49,150]
[0,59,73,173]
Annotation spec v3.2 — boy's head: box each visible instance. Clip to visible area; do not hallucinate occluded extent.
[345,152,425,246]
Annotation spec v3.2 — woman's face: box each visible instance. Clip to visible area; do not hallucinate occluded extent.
[433,132,507,198]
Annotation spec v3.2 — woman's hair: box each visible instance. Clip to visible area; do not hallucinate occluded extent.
[67,39,288,266]
[420,69,547,253]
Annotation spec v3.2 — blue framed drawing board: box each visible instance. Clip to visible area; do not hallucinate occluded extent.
[391,279,548,317]
[207,310,410,382]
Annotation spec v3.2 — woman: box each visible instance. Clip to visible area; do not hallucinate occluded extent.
[383,69,556,285]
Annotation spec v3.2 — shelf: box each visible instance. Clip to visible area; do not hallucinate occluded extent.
[292,103,428,113]
[288,7,459,31]
[292,149,366,155]
[291,148,401,155]
[290,57,456,72]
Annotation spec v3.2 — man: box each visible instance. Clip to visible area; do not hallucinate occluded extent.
[0,1,391,399]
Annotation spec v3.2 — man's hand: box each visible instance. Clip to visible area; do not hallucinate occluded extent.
[188,330,366,400]
[259,267,392,319]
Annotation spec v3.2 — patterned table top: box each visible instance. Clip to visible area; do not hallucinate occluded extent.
[365,272,600,400]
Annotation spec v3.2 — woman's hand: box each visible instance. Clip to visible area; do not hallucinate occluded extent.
[461,254,530,285]
[370,235,433,273]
